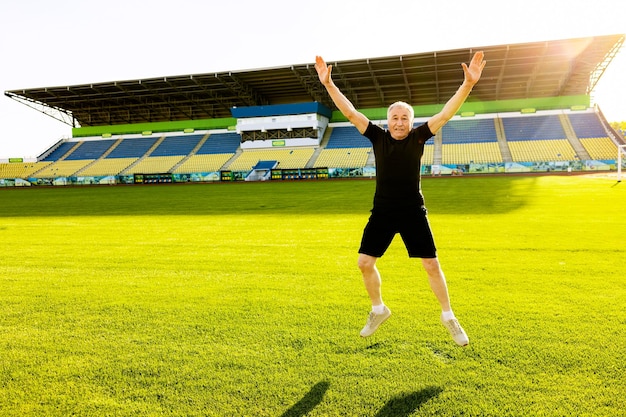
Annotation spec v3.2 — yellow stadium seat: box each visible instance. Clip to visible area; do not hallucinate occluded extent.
[0,162,51,179]
[78,158,137,176]
[579,137,617,160]
[228,148,315,171]
[509,140,576,162]
[174,154,234,173]
[122,156,184,174]
[441,143,502,164]
[33,160,94,177]
[313,148,371,168]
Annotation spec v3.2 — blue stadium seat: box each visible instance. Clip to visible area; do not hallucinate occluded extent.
[441,119,498,143]
[326,126,371,149]
[195,132,240,154]
[503,115,565,141]
[150,134,204,157]
[41,142,77,161]
[568,113,607,138]
[65,139,116,160]
[106,137,158,158]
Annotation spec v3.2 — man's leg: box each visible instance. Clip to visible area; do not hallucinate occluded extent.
[358,253,391,337]
[421,257,451,311]
[422,257,469,346]
[358,253,383,306]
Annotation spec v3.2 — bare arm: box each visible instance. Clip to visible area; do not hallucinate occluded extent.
[428,51,486,135]
[315,56,369,134]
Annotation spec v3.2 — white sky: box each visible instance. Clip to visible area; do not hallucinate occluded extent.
[1,0,624,159]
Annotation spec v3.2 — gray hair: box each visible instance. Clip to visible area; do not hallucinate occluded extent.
[387,101,414,121]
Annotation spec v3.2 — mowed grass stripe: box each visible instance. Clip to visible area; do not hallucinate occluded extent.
[0,176,624,416]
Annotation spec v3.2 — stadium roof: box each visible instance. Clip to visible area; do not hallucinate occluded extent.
[5,34,624,128]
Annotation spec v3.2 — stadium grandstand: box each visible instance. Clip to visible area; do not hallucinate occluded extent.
[2,34,625,186]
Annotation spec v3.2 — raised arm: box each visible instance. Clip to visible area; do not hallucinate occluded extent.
[315,56,369,134]
[428,51,486,135]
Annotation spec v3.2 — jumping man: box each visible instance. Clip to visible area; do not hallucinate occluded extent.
[315,51,486,346]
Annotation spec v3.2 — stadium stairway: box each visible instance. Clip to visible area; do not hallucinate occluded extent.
[51,141,82,162]
[494,118,513,162]
[365,148,376,166]
[559,114,591,160]
[74,138,124,176]
[29,141,83,177]
[168,133,210,172]
[221,148,244,171]
[39,141,79,162]
[304,126,333,168]
[121,136,166,174]
[432,131,443,165]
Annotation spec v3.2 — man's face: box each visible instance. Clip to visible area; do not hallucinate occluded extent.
[387,106,412,140]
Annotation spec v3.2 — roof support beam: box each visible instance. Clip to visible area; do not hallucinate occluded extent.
[189,75,234,117]
[214,72,269,107]
[292,65,334,110]
[366,59,385,106]
[433,52,440,103]
[331,63,360,109]
[398,56,412,103]
[93,83,146,125]
[588,36,624,94]
[525,42,549,97]
[4,91,77,127]
[495,45,510,100]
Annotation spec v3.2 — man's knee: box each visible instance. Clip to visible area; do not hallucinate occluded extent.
[358,253,377,273]
[421,257,442,275]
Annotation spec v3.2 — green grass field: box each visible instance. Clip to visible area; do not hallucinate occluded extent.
[1,175,624,416]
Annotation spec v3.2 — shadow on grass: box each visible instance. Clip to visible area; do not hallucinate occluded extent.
[338,340,392,356]
[422,176,535,214]
[0,176,534,217]
[280,380,330,417]
[279,381,441,416]
[375,386,443,417]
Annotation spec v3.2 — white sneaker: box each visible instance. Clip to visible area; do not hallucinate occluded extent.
[360,306,391,337]
[441,315,469,346]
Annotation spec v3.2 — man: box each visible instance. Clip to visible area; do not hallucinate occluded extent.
[315,51,485,346]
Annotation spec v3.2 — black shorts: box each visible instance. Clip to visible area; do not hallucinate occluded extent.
[358,205,437,258]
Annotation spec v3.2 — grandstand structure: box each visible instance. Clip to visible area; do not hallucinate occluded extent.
[2,34,625,186]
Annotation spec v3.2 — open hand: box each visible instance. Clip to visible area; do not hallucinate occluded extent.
[462,51,486,86]
[315,55,333,86]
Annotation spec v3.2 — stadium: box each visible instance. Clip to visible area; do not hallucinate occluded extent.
[1,34,625,186]
[1,34,625,416]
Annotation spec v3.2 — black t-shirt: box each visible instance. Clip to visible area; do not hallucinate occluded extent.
[363,121,434,209]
